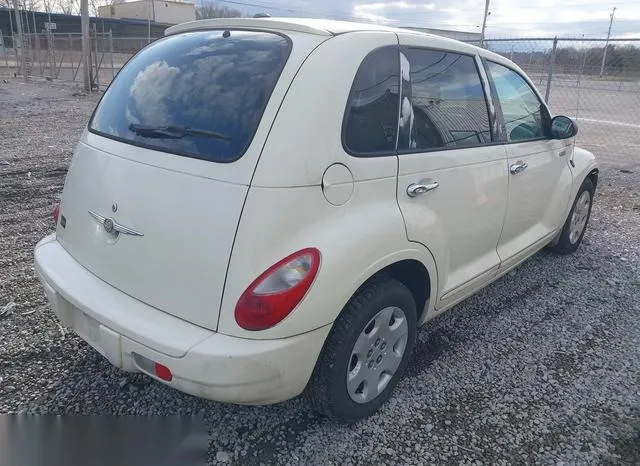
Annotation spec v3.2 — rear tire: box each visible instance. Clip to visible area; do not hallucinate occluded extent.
[307,277,417,423]
[550,177,594,255]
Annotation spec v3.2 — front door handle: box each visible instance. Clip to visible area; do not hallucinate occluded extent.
[407,181,439,197]
[509,161,528,175]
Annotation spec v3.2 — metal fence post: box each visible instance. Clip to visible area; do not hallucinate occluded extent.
[109,29,114,80]
[577,42,587,87]
[544,36,558,104]
[12,0,26,81]
[73,37,82,81]
[12,35,18,74]
[56,46,66,78]
[35,32,43,76]
[47,30,54,77]
[68,34,74,81]
[92,23,100,89]
[3,37,9,68]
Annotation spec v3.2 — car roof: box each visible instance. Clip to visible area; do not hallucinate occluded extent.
[167,17,430,38]
[165,17,496,61]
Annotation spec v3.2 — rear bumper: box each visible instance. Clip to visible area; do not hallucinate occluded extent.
[34,234,330,405]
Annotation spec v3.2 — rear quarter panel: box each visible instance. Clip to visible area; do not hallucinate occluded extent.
[219,31,439,339]
[218,182,438,339]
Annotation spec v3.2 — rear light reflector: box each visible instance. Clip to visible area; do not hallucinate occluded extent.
[154,363,173,382]
[132,353,173,382]
[235,248,321,331]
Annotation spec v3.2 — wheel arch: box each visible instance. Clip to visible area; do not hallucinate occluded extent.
[369,259,431,323]
[339,248,438,326]
[304,251,437,419]
[587,168,599,190]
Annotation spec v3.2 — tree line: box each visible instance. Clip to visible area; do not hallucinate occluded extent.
[555,44,640,76]
[195,1,242,20]
[492,42,640,77]
[1,0,111,16]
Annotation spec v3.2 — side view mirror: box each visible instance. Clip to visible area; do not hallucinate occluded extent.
[550,115,578,140]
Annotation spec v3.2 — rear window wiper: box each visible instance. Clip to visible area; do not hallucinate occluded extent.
[128,124,232,141]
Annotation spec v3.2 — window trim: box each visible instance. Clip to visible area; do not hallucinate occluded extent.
[341,44,402,158]
[481,57,552,145]
[395,46,497,156]
[474,54,504,143]
[87,28,293,164]
[395,47,406,152]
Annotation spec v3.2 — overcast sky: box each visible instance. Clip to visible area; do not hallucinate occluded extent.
[220,0,640,38]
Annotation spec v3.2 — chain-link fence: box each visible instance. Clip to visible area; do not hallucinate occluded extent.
[477,38,640,169]
[1,31,161,88]
[1,32,639,168]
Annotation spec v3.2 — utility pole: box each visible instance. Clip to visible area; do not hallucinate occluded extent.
[148,0,155,43]
[600,6,616,77]
[12,0,26,81]
[147,0,151,44]
[47,8,55,77]
[479,0,490,48]
[81,0,91,91]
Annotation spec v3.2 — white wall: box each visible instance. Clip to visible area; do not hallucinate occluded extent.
[98,1,195,25]
[153,1,195,25]
[98,2,151,21]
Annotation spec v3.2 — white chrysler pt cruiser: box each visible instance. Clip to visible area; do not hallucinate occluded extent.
[34,18,598,422]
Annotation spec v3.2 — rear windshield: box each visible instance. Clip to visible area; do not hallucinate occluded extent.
[90,30,291,163]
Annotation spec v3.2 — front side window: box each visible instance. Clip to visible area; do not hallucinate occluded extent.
[398,48,492,152]
[485,61,546,142]
[343,46,400,156]
[90,30,290,163]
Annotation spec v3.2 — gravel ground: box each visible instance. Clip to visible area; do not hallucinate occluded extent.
[1,78,639,465]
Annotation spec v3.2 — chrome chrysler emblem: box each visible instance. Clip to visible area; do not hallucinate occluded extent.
[88,210,143,237]
[103,218,115,233]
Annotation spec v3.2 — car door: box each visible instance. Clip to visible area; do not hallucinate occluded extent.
[484,60,573,269]
[394,35,509,310]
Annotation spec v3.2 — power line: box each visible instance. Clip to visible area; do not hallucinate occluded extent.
[215,0,479,28]
[214,0,638,37]
[219,0,640,17]
[489,19,637,27]
[489,0,637,9]
[216,0,369,19]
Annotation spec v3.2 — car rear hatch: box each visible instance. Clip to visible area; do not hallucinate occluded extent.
[55,27,327,330]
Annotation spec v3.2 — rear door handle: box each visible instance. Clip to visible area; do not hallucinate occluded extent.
[509,161,528,175]
[407,181,439,197]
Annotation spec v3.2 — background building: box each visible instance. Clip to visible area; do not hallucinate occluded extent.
[0,8,168,38]
[98,0,196,25]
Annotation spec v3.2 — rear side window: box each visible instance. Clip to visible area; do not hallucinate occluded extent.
[343,46,400,156]
[398,48,492,152]
[90,30,290,163]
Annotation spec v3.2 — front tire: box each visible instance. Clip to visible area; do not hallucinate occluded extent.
[550,177,595,255]
[307,277,417,423]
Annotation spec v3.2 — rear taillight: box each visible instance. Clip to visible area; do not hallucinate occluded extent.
[53,202,60,225]
[235,248,321,331]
